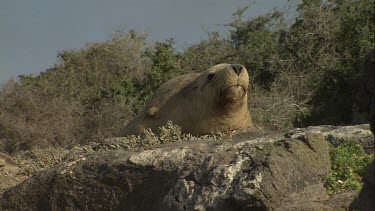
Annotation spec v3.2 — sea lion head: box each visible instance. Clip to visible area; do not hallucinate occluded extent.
[192,63,250,110]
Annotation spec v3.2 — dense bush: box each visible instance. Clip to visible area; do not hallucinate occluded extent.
[299,0,374,125]
[227,0,374,127]
[0,0,373,153]
[181,32,236,73]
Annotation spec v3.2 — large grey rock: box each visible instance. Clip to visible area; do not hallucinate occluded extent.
[1,136,328,210]
[1,125,373,210]
[350,160,374,211]
[286,124,374,153]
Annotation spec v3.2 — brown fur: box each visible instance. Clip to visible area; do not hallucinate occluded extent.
[0,152,18,174]
[120,64,253,136]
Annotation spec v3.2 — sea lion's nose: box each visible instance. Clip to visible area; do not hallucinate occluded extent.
[231,64,243,76]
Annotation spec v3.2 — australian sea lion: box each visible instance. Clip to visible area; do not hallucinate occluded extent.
[120,63,253,136]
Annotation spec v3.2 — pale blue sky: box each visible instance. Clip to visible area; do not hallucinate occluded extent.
[0,0,296,84]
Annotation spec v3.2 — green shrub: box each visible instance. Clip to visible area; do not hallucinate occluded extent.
[181,32,236,73]
[296,0,374,125]
[325,142,374,195]
[141,39,183,103]
[229,9,284,89]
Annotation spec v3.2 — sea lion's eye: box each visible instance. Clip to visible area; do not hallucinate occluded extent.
[207,73,215,81]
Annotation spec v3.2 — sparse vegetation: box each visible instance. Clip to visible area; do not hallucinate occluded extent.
[11,121,229,180]
[324,142,374,195]
[0,0,374,153]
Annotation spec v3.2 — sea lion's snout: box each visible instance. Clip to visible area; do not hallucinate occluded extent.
[225,64,249,90]
[217,64,249,105]
[231,64,244,76]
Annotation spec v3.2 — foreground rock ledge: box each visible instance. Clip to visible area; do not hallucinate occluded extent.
[1,125,373,210]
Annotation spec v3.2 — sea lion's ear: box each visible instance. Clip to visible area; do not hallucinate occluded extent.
[147,106,159,118]
[192,86,198,91]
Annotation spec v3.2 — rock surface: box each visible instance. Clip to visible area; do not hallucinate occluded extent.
[350,160,374,211]
[286,124,374,153]
[1,125,373,210]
